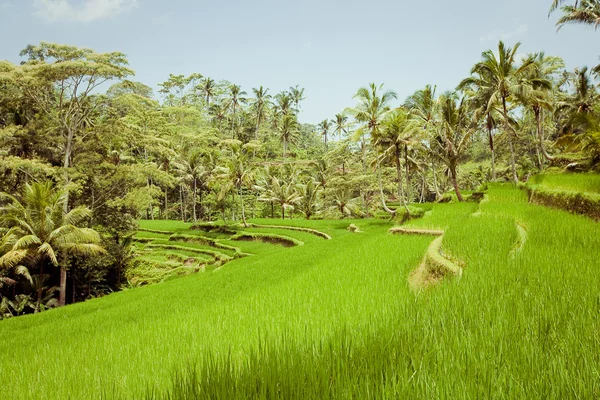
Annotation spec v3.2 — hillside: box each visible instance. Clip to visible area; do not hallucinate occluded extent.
[1,185,599,398]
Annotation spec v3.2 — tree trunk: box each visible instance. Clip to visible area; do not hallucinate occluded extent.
[395,146,410,214]
[59,266,67,307]
[432,160,440,200]
[180,185,185,222]
[281,205,285,219]
[164,188,168,219]
[239,186,248,227]
[537,108,554,162]
[404,144,411,204]
[376,149,396,216]
[450,164,464,202]
[488,125,496,181]
[193,178,198,223]
[503,98,518,184]
[271,202,274,219]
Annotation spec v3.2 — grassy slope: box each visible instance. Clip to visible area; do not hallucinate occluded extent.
[1,185,599,398]
[529,172,600,194]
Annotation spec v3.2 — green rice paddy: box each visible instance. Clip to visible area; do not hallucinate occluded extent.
[1,184,599,399]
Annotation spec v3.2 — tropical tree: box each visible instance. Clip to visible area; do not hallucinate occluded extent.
[332,114,349,140]
[251,86,271,139]
[257,176,301,219]
[226,84,247,137]
[432,93,476,201]
[200,77,217,107]
[551,0,600,29]
[377,108,421,213]
[348,83,398,215]
[279,115,300,159]
[468,41,536,183]
[0,182,104,306]
[175,152,209,222]
[318,119,331,148]
[519,53,565,164]
[296,179,321,220]
[289,85,305,112]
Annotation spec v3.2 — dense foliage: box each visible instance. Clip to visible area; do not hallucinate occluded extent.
[1,2,599,315]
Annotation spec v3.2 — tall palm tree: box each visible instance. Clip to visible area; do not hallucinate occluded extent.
[273,92,294,119]
[550,0,600,29]
[432,93,476,201]
[377,108,421,213]
[175,152,209,223]
[318,119,331,148]
[289,85,305,112]
[200,77,217,107]
[226,84,248,138]
[0,182,104,307]
[405,85,443,195]
[458,71,502,180]
[332,114,349,139]
[348,83,398,216]
[468,41,536,184]
[217,141,254,227]
[257,176,301,219]
[296,179,321,220]
[519,53,565,164]
[279,115,300,159]
[251,86,271,139]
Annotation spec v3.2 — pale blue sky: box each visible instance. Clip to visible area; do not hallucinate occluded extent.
[0,0,597,123]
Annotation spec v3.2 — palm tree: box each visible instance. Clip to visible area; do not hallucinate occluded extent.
[348,83,398,216]
[257,176,301,219]
[468,41,536,184]
[289,85,305,112]
[175,152,209,223]
[550,0,600,29]
[377,108,421,213]
[318,119,331,148]
[279,115,300,159]
[0,182,104,307]
[200,77,217,107]
[458,71,503,180]
[332,114,349,139]
[519,53,565,164]
[273,92,294,119]
[226,84,248,138]
[432,93,476,201]
[217,141,254,227]
[251,86,271,139]
[296,179,321,220]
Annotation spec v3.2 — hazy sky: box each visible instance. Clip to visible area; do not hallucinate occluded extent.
[0,0,597,124]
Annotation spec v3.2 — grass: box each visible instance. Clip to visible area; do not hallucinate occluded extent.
[1,185,599,398]
[529,172,600,193]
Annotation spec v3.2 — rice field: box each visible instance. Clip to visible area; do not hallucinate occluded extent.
[0,184,599,399]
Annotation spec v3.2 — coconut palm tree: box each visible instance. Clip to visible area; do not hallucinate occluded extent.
[468,41,536,183]
[551,0,600,29]
[432,93,476,201]
[216,140,255,227]
[279,115,300,159]
[175,152,209,223]
[289,85,305,112]
[257,176,301,219]
[405,85,442,198]
[377,108,421,213]
[251,86,271,138]
[348,83,398,216]
[332,114,349,140]
[296,179,321,220]
[226,84,248,138]
[458,71,503,179]
[200,77,217,107]
[518,53,565,164]
[0,182,104,307]
[318,119,331,148]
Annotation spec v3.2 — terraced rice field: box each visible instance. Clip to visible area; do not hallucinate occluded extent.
[0,185,599,399]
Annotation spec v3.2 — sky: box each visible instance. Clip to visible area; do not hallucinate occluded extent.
[0,0,598,124]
